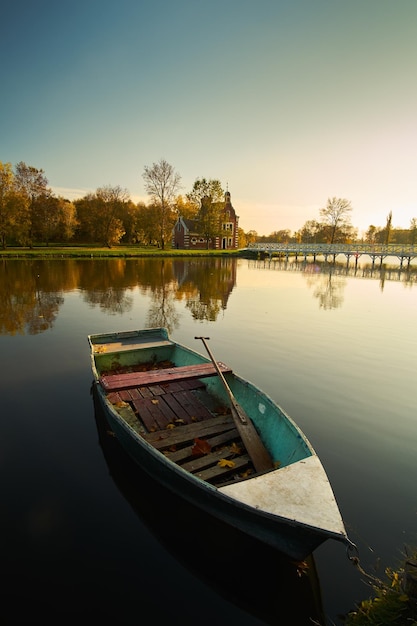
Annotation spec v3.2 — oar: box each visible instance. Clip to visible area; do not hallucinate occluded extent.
[195,336,274,473]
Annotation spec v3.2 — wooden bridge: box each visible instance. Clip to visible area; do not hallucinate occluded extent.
[247,243,417,268]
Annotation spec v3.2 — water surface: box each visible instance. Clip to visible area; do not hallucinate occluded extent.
[1,257,416,624]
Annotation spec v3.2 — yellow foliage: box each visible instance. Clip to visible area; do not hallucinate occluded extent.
[229,442,242,455]
[218,459,235,468]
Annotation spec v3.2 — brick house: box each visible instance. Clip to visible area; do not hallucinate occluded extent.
[172,190,239,250]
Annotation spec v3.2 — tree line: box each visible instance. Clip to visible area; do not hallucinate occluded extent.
[1,159,416,249]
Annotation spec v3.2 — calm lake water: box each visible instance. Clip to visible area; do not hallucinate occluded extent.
[1,256,416,625]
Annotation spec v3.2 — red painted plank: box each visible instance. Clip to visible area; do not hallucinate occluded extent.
[100,362,232,392]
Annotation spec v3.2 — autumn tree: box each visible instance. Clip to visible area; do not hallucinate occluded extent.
[14,161,50,247]
[135,202,163,245]
[298,219,322,243]
[173,195,197,220]
[241,229,257,247]
[186,178,224,210]
[186,178,224,249]
[75,186,128,246]
[95,185,128,247]
[142,159,181,249]
[269,229,291,243]
[52,197,78,242]
[410,218,417,245]
[0,162,15,248]
[319,197,353,244]
[30,195,77,245]
[384,210,393,245]
[365,225,378,244]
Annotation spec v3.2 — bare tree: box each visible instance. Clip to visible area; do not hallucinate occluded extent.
[142,159,181,249]
[320,197,353,244]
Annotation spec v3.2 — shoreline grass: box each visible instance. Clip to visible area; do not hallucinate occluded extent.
[0,245,244,259]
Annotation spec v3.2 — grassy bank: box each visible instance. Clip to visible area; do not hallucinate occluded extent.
[0,245,245,259]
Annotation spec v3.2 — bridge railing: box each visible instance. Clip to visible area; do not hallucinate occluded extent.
[247,243,417,255]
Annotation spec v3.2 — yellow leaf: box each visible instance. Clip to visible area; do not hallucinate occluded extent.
[151,398,159,405]
[230,442,242,455]
[166,423,175,429]
[218,458,235,468]
[114,400,129,408]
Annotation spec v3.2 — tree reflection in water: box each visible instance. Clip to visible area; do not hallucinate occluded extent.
[2,256,414,335]
[0,257,238,335]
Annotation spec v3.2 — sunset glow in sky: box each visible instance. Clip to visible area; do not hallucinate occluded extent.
[2,0,417,237]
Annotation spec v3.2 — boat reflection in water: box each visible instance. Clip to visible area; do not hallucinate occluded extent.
[92,387,326,625]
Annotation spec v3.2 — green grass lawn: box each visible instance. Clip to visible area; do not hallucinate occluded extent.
[0,244,244,258]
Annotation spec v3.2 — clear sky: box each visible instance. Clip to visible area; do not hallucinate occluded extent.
[2,0,417,237]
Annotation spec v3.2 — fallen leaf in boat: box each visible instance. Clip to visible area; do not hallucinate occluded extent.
[192,438,211,456]
[218,459,235,468]
[94,346,107,353]
[151,399,159,405]
[229,442,242,455]
[191,416,198,422]
[174,418,185,425]
[295,561,309,577]
[240,469,253,478]
[166,423,175,429]
[114,401,129,408]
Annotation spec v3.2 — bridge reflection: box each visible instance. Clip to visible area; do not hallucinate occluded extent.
[248,258,417,285]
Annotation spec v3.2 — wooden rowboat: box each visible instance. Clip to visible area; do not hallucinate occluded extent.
[88,327,354,561]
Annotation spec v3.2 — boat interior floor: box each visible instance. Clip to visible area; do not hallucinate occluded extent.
[106,377,257,487]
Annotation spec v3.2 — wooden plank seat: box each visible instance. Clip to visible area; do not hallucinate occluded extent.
[100,362,232,392]
[143,414,237,449]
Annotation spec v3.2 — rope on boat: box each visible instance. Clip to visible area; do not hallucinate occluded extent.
[346,542,389,590]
